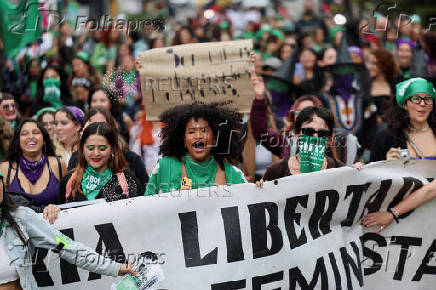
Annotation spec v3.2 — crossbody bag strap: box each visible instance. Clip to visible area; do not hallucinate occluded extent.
[406,134,425,158]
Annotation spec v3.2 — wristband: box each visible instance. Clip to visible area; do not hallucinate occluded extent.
[387,208,400,224]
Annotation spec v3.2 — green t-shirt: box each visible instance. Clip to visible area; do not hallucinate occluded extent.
[145,156,246,195]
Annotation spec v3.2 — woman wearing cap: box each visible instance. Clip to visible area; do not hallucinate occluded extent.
[0,172,137,290]
[54,106,84,164]
[371,78,436,161]
[72,51,100,87]
[72,77,92,112]
[0,119,66,211]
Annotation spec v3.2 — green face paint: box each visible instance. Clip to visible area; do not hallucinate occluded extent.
[86,145,95,151]
[297,135,327,173]
[98,145,108,151]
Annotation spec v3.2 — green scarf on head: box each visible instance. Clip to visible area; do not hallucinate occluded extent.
[396,78,436,107]
[81,164,113,200]
[297,136,327,173]
[183,154,217,188]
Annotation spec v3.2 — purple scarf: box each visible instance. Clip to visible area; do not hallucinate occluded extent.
[19,154,48,184]
[332,73,355,103]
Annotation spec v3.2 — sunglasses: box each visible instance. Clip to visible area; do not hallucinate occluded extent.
[409,95,434,106]
[301,127,331,138]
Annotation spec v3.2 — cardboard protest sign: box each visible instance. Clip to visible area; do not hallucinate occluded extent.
[35,160,436,289]
[138,39,254,120]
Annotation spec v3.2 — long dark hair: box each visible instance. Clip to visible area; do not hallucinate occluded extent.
[383,99,436,141]
[0,177,27,244]
[35,65,72,103]
[159,102,243,167]
[7,119,56,164]
[71,122,128,198]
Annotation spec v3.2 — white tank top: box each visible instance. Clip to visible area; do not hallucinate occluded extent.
[0,235,19,284]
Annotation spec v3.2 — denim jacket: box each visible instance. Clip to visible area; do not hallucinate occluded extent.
[1,207,121,289]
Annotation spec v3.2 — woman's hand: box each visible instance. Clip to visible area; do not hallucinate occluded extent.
[250,69,265,99]
[43,204,61,224]
[386,147,401,160]
[118,264,138,277]
[352,162,364,170]
[255,179,264,188]
[361,212,394,233]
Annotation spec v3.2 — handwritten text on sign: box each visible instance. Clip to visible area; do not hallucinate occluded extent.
[138,40,254,120]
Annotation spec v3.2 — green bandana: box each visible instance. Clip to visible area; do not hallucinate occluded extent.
[43,78,62,109]
[36,107,56,120]
[183,154,217,188]
[396,77,436,107]
[297,136,327,173]
[81,164,113,200]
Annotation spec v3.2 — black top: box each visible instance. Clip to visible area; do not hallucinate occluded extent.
[68,150,149,189]
[370,127,407,162]
[58,169,142,204]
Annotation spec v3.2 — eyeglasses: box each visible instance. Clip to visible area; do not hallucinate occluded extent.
[409,95,434,106]
[301,127,331,138]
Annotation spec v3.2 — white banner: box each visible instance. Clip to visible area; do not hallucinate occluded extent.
[34,160,436,289]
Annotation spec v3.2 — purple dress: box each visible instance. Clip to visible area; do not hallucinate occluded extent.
[8,163,60,206]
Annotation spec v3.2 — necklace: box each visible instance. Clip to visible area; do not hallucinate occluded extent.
[409,125,430,133]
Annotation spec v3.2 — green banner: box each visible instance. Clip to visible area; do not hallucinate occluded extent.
[0,0,42,58]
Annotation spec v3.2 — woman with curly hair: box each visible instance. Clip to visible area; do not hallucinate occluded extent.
[145,102,246,195]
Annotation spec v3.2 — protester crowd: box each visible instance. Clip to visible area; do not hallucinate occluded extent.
[1,0,436,288]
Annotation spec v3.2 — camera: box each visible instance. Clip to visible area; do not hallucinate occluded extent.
[399,149,410,162]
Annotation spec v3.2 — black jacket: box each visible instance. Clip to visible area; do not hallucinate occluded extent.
[58,169,142,204]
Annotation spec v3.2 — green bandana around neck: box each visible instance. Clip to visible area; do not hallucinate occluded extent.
[396,77,436,107]
[43,77,62,108]
[183,154,217,189]
[297,135,327,173]
[81,164,113,200]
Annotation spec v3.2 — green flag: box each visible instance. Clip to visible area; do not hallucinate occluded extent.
[0,0,42,59]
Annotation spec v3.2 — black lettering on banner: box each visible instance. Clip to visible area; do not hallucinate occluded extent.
[341,183,371,227]
[328,252,342,287]
[252,271,284,290]
[412,239,436,281]
[390,236,422,281]
[361,233,387,276]
[388,177,423,219]
[59,228,81,284]
[211,279,246,289]
[179,211,218,267]
[284,195,308,249]
[362,179,392,214]
[33,248,55,287]
[289,257,328,290]
[221,207,245,263]
[88,223,127,281]
[308,190,339,240]
[340,241,363,289]
[248,202,283,259]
